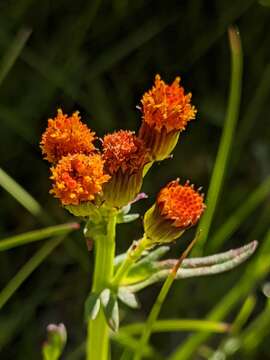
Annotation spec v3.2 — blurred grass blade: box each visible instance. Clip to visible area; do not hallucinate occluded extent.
[0,236,65,309]
[209,175,270,252]
[0,222,79,252]
[0,28,31,86]
[0,167,49,223]
[241,298,270,355]
[120,319,230,335]
[194,26,243,255]
[168,228,270,360]
[232,63,270,170]
[86,13,178,80]
[133,236,198,360]
[231,295,256,334]
[112,333,159,359]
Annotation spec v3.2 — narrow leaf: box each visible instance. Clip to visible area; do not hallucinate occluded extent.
[118,288,140,309]
[100,289,119,331]
[119,214,140,224]
[84,293,101,320]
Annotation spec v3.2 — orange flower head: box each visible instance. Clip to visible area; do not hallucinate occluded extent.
[157,180,205,229]
[102,130,149,175]
[144,179,205,245]
[141,74,196,133]
[50,153,110,205]
[40,109,96,163]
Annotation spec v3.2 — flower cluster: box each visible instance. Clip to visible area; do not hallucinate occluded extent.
[41,109,109,206]
[41,75,204,238]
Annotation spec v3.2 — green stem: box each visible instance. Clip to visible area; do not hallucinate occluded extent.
[112,235,148,287]
[134,275,175,360]
[193,26,243,255]
[86,210,117,360]
[133,236,198,360]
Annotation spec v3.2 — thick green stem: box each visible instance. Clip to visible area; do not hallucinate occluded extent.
[87,210,117,360]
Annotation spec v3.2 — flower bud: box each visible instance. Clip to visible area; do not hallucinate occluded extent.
[50,153,110,206]
[40,109,96,163]
[102,130,150,208]
[139,75,196,161]
[144,180,205,245]
[42,323,67,360]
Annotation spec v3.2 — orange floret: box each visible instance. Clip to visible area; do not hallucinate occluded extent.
[157,180,205,229]
[102,130,149,175]
[141,74,196,133]
[40,109,96,163]
[50,153,110,205]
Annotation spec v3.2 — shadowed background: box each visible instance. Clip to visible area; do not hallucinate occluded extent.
[0,0,270,359]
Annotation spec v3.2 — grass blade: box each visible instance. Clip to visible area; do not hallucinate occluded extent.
[0,236,65,309]
[231,63,270,170]
[168,228,270,360]
[133,236,198,360]
[112,332,159,359]
[208,175,270,252]
[0,222,79,251]
[241,299,270,355]
[120,319,230,335]
[194,26,243,255]
[0,28,31,86]
[0,167,49,223]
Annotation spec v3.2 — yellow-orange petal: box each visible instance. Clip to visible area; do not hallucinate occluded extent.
[102,130,150,175]
[157,180,205,229]
[141,74,196,133]
[40,109,96,163]
[50,153,110,205]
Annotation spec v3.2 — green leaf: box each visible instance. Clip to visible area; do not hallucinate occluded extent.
[118,214,140,224]
[117,205,140,224]
[100,289,119,332]
[84,292,101,320]
[100,288,111,307]
[137,246,170,263]
[118,288,140,309]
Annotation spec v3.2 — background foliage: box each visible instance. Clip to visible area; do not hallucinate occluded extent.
[0,0,270,359]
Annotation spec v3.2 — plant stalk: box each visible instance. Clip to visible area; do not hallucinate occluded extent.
[86,209,117,360]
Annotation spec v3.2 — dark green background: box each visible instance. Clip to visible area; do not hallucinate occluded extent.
[0,0,270,359]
